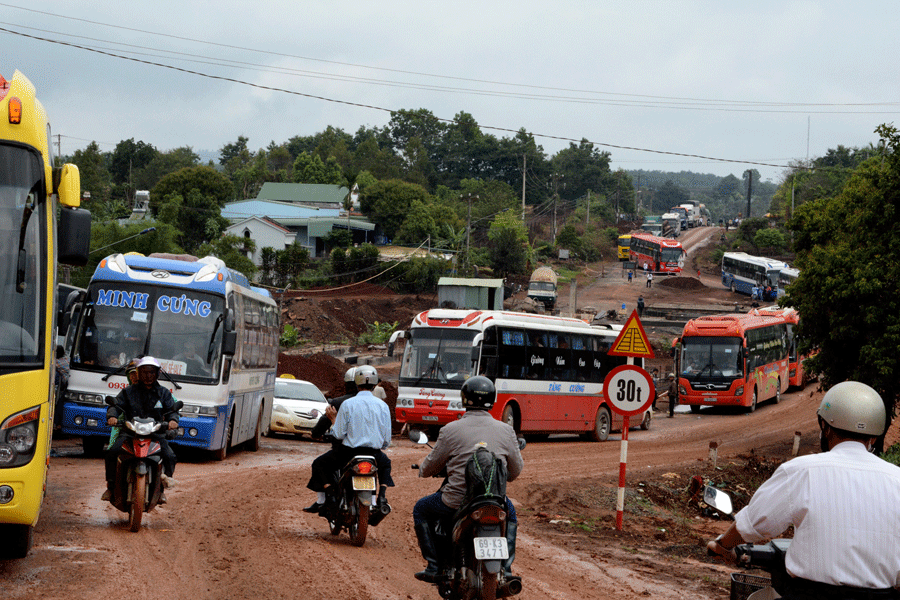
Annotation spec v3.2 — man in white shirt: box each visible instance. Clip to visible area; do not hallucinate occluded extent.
[708,381,900,599]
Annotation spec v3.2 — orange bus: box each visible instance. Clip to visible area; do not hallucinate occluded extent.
[759,306,806,389]
[676,310,789,413]
[389,309,651,441]
[628,233,685,274]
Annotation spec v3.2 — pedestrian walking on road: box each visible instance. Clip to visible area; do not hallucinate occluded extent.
[637,295,645,318]
[666,373,678,417]
[627,270,633,283]
[646,272,653,288]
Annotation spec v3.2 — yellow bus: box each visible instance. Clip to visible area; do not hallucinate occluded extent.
[616,234,631,261]
[0,70,90,558]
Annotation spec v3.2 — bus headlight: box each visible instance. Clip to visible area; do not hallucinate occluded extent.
[736,386,744,396]
[66,391,106,405]
[0,406,39,468]
[0,485,13,504]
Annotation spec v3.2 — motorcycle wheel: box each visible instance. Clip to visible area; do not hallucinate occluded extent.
[478,562,498,600]
[348,497,369,547]
[129,473,146,532]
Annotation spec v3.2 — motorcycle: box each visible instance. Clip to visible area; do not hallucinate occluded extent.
[410,429,525,600]
[319,454,391,547]
[703,487,789,600]
[104,398,183,532]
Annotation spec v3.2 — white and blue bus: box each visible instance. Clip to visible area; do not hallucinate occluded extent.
[776,266,799,297]
[721,252,786,300]
[60,253,279,459]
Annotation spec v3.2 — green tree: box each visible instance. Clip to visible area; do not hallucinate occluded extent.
[360,179,431,241]
[108,138,159,195]
[151,166,233,253]
[754,228,786,254]
[487,211,528,277]
[71,141,111,208]
[786,123,900,423]
[655,180,690,214]
[396,199,438,244]
[135,146,200,191]
[293,151,343,184]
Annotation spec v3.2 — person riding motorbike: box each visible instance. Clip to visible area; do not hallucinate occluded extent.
[707,381,900,599]
[413,375,524,583]
[102,356,180,502]
[303,365,393,514]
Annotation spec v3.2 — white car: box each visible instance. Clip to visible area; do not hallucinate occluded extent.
[268,377,329,438]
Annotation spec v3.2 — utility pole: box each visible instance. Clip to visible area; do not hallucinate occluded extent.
[744,170,753,219]
[586,190,590,226]
[550,173,563,244]
[521,154,527,222]
[463,193,478,272]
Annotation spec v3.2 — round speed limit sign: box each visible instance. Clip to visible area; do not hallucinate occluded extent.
[603,365,655,417]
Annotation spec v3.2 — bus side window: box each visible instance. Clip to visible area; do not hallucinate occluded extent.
[571,335,590,381]
[500,328,527,379]
[527,331,548,380]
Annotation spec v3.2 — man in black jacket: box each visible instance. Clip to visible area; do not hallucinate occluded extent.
[102,356,180,501]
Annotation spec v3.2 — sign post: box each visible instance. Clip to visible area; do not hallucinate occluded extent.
[604,310,656,530]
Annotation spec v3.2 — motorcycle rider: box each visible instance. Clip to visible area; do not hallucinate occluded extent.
[303,364,393,513]
[707,381,900,599]
[309,366,357,440]
[413,376,524,583]
[102,356,180,502]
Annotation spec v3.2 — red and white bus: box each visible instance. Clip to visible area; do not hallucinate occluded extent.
[676,310,789,413]
[758,306,806,389]
[389,309,650,441]
[628,233,685,274]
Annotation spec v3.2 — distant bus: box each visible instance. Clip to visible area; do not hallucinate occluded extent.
[62,253,279,459]
[759,306,806,388]
[677,310,790,413]
[628,233,685,273]
[390,309,650,441]
[617,235,631,261]
[777,266,799,297]
[721,252,785,299]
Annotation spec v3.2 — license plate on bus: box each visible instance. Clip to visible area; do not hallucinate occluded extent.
[352,476,376,491]
[473,537,509,560]
[422,415,439,421]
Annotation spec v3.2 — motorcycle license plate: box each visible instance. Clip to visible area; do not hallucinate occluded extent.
[473,537,509,560]
[352,476,376,491]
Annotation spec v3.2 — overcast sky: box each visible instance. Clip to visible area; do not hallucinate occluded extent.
[2,1,898,185]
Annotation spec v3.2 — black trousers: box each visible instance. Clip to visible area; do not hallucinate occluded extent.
[306,444,394,492]
[783,578,900,600]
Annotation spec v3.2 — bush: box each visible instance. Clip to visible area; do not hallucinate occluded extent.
[358,321,398,345]
[882,443,900,467]
[281,323,300,347]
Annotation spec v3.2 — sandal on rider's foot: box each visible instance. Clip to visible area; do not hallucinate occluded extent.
[101,489,112,502]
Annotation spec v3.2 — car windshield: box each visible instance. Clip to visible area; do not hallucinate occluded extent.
[681,336,743,379]
[0,145,46,368]
[275,380,326,402]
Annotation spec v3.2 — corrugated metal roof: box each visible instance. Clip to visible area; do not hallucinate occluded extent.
[257,182,347,204]
[222,200,338,221]
[438,277,504,288]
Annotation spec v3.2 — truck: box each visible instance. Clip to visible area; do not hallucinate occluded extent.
[670,206,689,230]
[660,212,682,237]
[679,203,701,228]
[527,266,558,310]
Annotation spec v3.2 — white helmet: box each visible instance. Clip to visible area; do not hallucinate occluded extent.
[344,366,358,383]
[136,356,161,370]
[354,365,378,387]
[817,381,886,436]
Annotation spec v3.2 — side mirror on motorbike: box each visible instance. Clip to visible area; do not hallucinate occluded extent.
[703,485,733,516]
[408,429,429,445]
[173,400,184,411]
[105,395,116,406]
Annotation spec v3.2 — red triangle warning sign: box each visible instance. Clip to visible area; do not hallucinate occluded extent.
[607,310,656,358]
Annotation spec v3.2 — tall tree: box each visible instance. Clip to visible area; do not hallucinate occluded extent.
[487,211,528,277]
[786,123,900,428]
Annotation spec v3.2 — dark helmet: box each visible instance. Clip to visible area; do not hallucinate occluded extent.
[461,376,495,411]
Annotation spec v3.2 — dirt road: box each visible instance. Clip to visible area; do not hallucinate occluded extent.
[0,228,832,599]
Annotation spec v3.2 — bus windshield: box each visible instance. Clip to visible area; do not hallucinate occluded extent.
[0,145,45,365]
[71,282,225,383]
[681,336,743,379]
[660,246,683,263]
[399,328,478,386]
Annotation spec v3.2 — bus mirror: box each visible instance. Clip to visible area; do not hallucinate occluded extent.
[224,308,235,331]
[387,330,405,358]
[222,331,237,356]
[56,163,81,208]
[471,346,480,363]
[58,207,91,267]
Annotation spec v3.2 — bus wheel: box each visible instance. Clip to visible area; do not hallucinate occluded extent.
[690,405,700,414]
[589,406,611,442]
[747,389,758,413]
[247,411,263,452]
[0,524,33,559]
[640,410,651,430]
[214,413,234,461]
[501,404,519,433]
[773,380,782,404]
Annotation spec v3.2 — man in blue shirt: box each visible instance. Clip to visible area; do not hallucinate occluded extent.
[303,365,393,513]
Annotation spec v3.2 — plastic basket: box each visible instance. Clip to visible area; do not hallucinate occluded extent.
[730,572,771,600]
